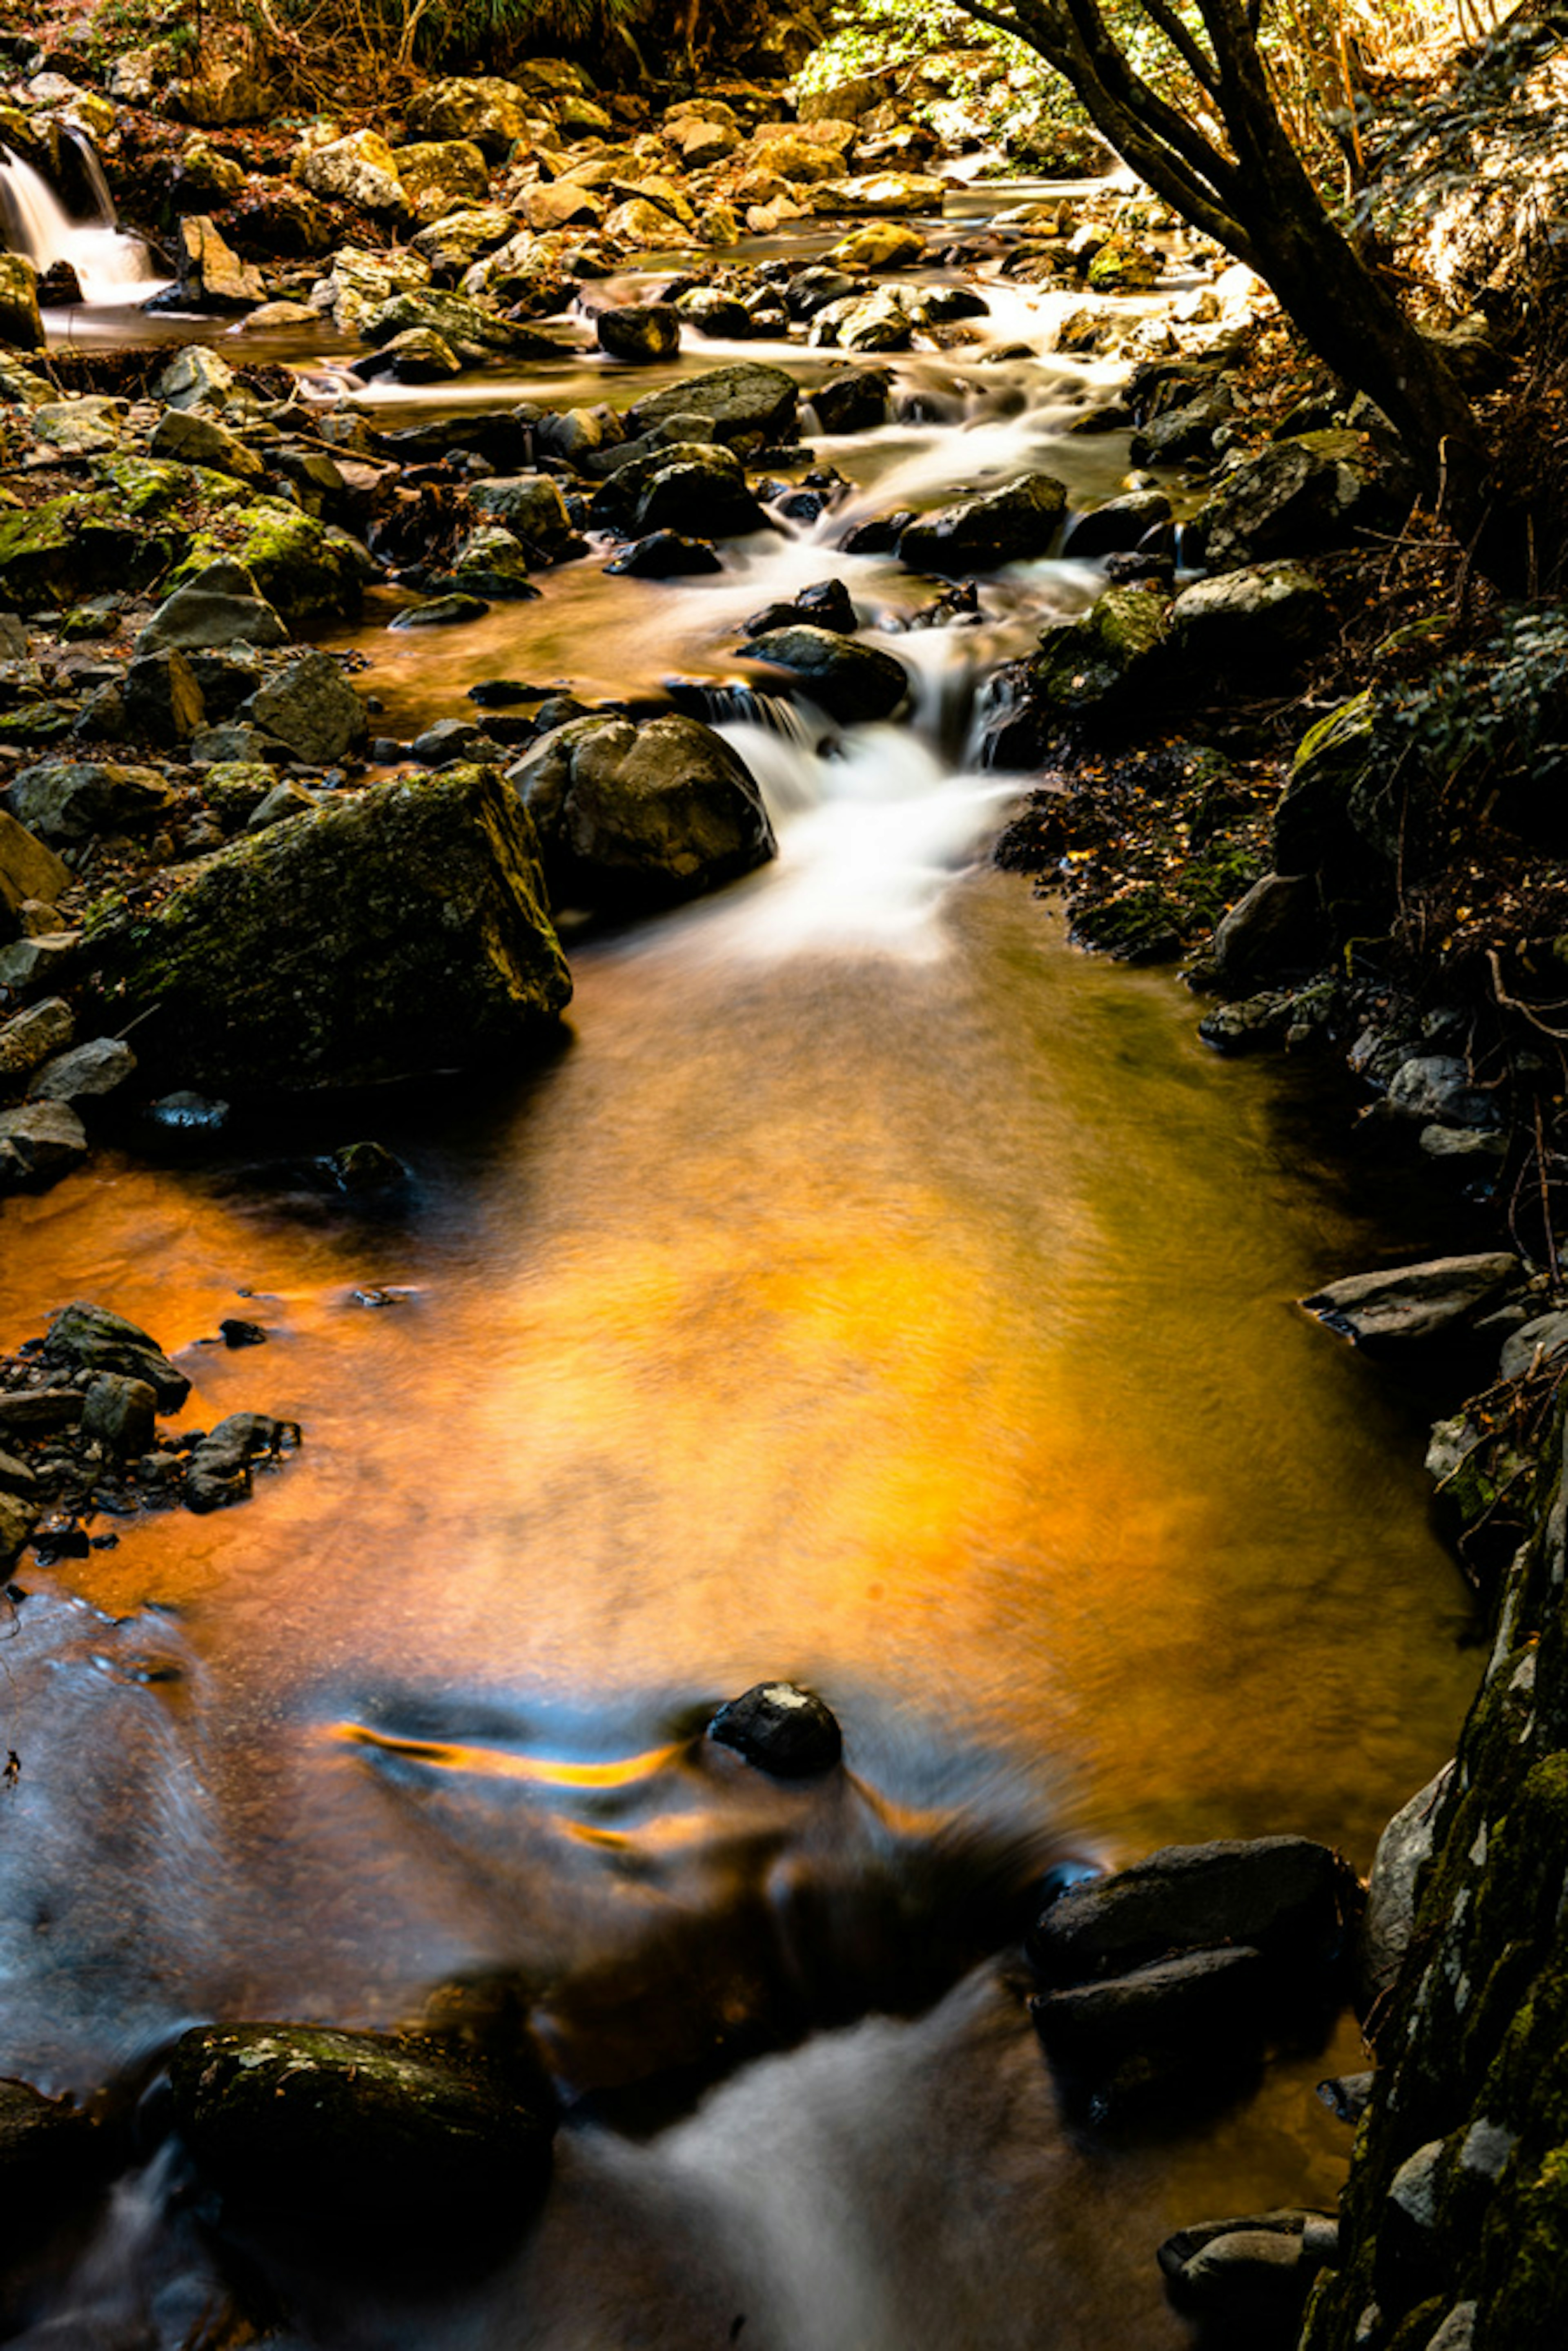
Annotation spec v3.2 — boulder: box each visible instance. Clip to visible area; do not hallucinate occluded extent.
[390,594,493,628]
[410,205,516,277]
[676,288,752,339]
[625,362,798,450]
[1170,562,1330,666]
[0,254,44,352]
[40,1301,189,1410]
[176,217,265,310]
[1499,1311,1568,1382]
[136,562,290,654]
[0,809,69,927]
[390,138,490,217]
[1060,490,1172,562]
[148,410,265,484]
[1386,1054,1497,1130]
[233,508,365,634]
[811,290,910,354]
[830,220,924,268]
[1028,1838,1354,1985]
[816,172,947,214]
[744,625,908,723]
[80,1372,157,1453]
[1031,586,1170,721]
[808,366,895,434]
[364,290,557,362]
[467,475,580,562]
[633,449,768,541]
[356,329,464,385]
[1301,1253,1522,1348]
[168,2022,553,2235]
[603,532,722,578]
[1199,430,1394,570]
[1272,689,1376,878]
[899,473,1067,575]
[1211,872,1325,985]
[7,760,172,844]
[122,649,206,747]
[403,77,534,156]
[596,304,681,365]
[154,345,238,412]
[243,650,367,764]
[742,579,857,637]
[513,712,775,911]
[27,1036,137,1104]
[0,495,150,613]
[521,181,605,233]
[1159,2211,1337,2326]
[81,766,570,1094]
[445,527,541,599]
[0,2079,110,2249]
[0,996,73,1080]
[1358,1763,1452,2015]
[295,129,405,214]
[186,1411,298,1513]
[31,398,126,458]
[1031,1945,1267,2110]
[706,1682,844,1776]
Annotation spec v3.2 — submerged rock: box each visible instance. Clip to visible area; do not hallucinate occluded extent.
[706,1682,844,1776]
[168,2021,554,2235]
[81,765,571,1095]
[514,713,775,911]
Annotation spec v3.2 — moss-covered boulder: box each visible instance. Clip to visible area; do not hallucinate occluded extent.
[1199,429,1397,570]
[168,2021,554,2237]
[0,494,172,612]
[81,764,571,1095]
[1272,689,1378,877]
[1031,585,1172,721]
[0,253,45,352]
[190,506,365,635]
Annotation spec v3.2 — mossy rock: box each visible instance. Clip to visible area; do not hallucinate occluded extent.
[1273,688,1378,876]
[80,763,570,1095]
[237,506,364,634]
[0,494,176,612]
[1031,585,1171,722]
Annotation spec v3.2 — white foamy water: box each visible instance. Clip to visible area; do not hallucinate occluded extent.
[0,135,167,304]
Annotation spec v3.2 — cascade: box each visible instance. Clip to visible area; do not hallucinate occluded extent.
[0,133,165,303]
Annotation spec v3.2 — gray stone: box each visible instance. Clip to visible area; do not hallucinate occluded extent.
[0,931,78,995]
[0,254,44,353]
[1029,1836,1351,1985]
[412,718,496,767]
[1302,1254,1521,1348]
[244,651,367,764]
[7,760,173,844]
[27,1036,136,1104]
[149,409,266,484]
[1200,429,1394,569]
[1359,1764,1452,2013]
[1386,1054,1497,1130]
[898,472,1067,575]
[123,649,206,747]
[154,345,238,413]
[1499,1311,1568,1382]
[0,1491,35,1559]
[247,782,320,830]
[1060,490,1173,561]
[40,1301,190,1411]
[0,1099,89,1189]
[744,625,909,723]
[390,595,493,629]
[137,564,290,654]
[466,475,580,561]
[1171,562,1330,666]
[1211,872,1323,985]
[0,996,74,1080]
[625,361,799,450]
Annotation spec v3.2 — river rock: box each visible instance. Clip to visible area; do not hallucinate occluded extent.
[743,578,857,637]
[1386,1054,1497,1129]
[1199,429,1394,570]
[123,649,206,747]
[137,561,290,654]
[404,76,534,155]
[809,366,895,433]
[176,217,265,310]
[6,760,173,844]
[675,287,751,339]
[41,1301,190,1410]
[899,473,1067,575]
[604,532,723,578]
[0,2078,111,2254]
[706,1682,844,1776]
[149,409,266,484]
[390,594,492,629]
[0,809,69,928]
[1211,872,1325,985]
[1159,2210,1338,2325]
[1030,1836,1353,1986]
[1031,586,1171,721]
[818,171,947,214]
[445,527,541,599]
[812,290,911,353]
[356,328,464,384]
[186,1412,297,1513]
[745,624,908,722]
[0,255,44,352]
[410,205,516,277]
[467,475,581,562]
[625,362,799,450]
[1499,1310,1568,1381]
[80,765,571,1095]
[365,290,557,363]
[0,931,77,993]
[0,1099,87,1190]
[1170,562,1330,666]
[28,1036,137,1105]
[831,221,924,268]
[0,995,73,1081]
[1301,1254,1521,1348]
[633,448,769,541]
[155,344,238,413]
[243,650,367,764]
[597,304,681,364]
[80,1372,158,1455]
[295,129,405,215]
[514,712,775,911]
[391,138,490,218]
[1060,490,1173,562]
[168,2022,554,2234]
[1031,1944,1267,2110]
[1359,1762,1452,2014]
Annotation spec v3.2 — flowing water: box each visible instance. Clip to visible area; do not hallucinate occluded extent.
[0,209,1480,2348]
[0,135,166,305]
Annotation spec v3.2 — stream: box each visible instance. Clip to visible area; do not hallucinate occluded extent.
[0,188,1480,2349]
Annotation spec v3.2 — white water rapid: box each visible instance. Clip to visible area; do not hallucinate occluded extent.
[0,133,165,304]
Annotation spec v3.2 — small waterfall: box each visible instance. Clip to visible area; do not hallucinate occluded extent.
[0,135,165,304]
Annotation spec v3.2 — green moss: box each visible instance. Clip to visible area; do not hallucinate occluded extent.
[1032,586,1171,721]
[1478,2142,1568,2350]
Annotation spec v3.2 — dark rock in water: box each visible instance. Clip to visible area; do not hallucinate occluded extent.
[632,448,770,542]
[41,1301,190,1412]
[413,718,499,767]
[605,531,724,579]
[899,472,1067,575]
[468,679,552,707]
[1031,1944,1266,2109]
[1317,2070,1374,2124]
[514,713,775,911]
[219,1318,267,1348]
[1159,2208,1338,2327]
[79,766,570,1096]
[810,365,895,435]
[0,2077,111,2255]
[1211,871,1325,986]
[742,577,857,638]
[245,651,368,764]
[185,1411,298,1513]
[330,1139,406,1193]
[390,594,494,628]
[80,1373,158,1455]
[706,1681,843,1776]
[1301,1254,1521,1350]
[0,1099,89,1191]
[744,624,908,723]
[625,361,799,451]
[1027,1835,1354,1985]
[597,303,682,364]
[1060,489,1172,561]
[839,509,915,555]
[167,2021,554,2236]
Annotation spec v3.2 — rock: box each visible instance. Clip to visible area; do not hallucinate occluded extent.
[176,137,247,202]
[155,345,238,413]
[310,245,432,336]
[812,290,911,353]
[1199,430,1394,569]
[247,782,319,831]
[0,809,69,928]
[1272,689,1377,878]
[1358,1763,1452,2013]
[6,760,172,844]
[1211,872,1325,985]
[445,528,541,600]
[676,288,751,339]
[137,562,290,655]
[1029,1837,1353,1986]
[817,172,947,214]
[633,449,768,541]
[596,304,681,364]
[412,719,496,767]
[625,362,799,450]
[296,129,405,214]
[390,594,492,629]
[1170,562,1330,666]
[404,77,534,155]
[1386,1054,1497,1129]
[0,254,44,352]
[0,995,74,1081]
[80,1373,158,1454]
[391,138,490,217]
[514,712,775,911]
[0,2078,110,2248]
[0,1099,87,1190]
[148,410,265,484]
[1499,1311,1568,1381]
[467,475,581,561]
[830,220,924,268]
[233,507,364,635]
[1160,2213,1335,2325]
[186,1412,297,1513]
[0,931,77,993]
[1031,586,1170,721]
[80,766,570,1095]
[174,56,272,128]
[410,205,515,276]
[168,2022,553,2233]
[330,1139,405,1192]
[899,473,1067,575]
[176,217,266,310]
[123,649,206,747]
[1060,490,1172,561]
[355,328,463,383]
[744,625,909,723]
[0,1492,34,1560]
[244,651,367,764]
[0,493,149,613]
[706,1682,844,1776]
[32,398,127,458]
[669,116,741,167]
[41,1302,190,1410]
[1031,1945,1267,2110]
[521,181,605,233]
[604,532,723,578]
[1301,1254,1521,1348]
[27,1036,136,1104]
[1317,2072,1374,2123]
[742,579,857,637]
[365,290,557,363]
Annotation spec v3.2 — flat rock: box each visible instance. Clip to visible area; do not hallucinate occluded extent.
[1028,1835,1352,1985]
[1301,1253,1521,1347]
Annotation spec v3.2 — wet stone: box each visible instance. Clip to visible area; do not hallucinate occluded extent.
[80,1373,158,1456]
[605,533,723,579]
[40,1301,191,1412]
[706,1681,844,1776]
